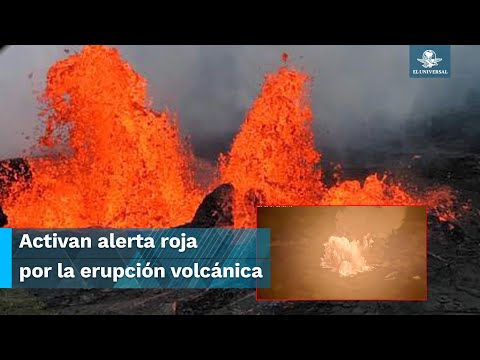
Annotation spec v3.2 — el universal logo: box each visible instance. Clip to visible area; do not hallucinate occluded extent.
[410,45,451,78]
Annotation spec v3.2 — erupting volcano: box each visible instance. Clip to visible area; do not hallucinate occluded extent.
[1,46,202,228]
[0,45,457,228]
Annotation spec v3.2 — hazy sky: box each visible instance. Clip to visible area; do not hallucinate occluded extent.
[1,45,479,160]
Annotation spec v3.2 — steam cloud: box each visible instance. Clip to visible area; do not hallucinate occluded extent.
[321,206,407,276]
[335,206,407,240]
[1,45,480,160]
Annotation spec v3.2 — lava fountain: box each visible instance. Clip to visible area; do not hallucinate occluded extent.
[220,62,457,227]
[220,66,324,227]
[0,46,458,228]
[2,46,203,228]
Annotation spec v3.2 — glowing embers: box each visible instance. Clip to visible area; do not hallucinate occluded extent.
[321,235,374,277]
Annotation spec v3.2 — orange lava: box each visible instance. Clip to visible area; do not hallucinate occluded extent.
[2,46,202,228]
[220,67,324,226]
[220,64,457,226]
[0,47,457,228]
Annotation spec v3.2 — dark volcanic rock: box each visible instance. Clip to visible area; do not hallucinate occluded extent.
[0,158,31,225]
[11,152,480,315]
[0,158,32,200]
[26,184,238,315]
[178,183,234,228]
[0,206,7,227]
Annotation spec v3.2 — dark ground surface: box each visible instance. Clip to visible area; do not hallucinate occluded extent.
[1,141,479,315]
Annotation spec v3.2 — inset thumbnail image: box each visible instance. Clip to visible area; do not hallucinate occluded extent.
[257,206,427,301]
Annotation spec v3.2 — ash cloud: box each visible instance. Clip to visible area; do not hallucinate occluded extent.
[1,45,480,161]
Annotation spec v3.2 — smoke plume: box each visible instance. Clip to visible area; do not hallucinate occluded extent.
[1,45,480,160]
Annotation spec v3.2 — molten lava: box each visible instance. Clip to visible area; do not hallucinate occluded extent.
[220,67,324,226]
[0,46,457,228]
[2,46,202,228]
[220,64,457,226]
